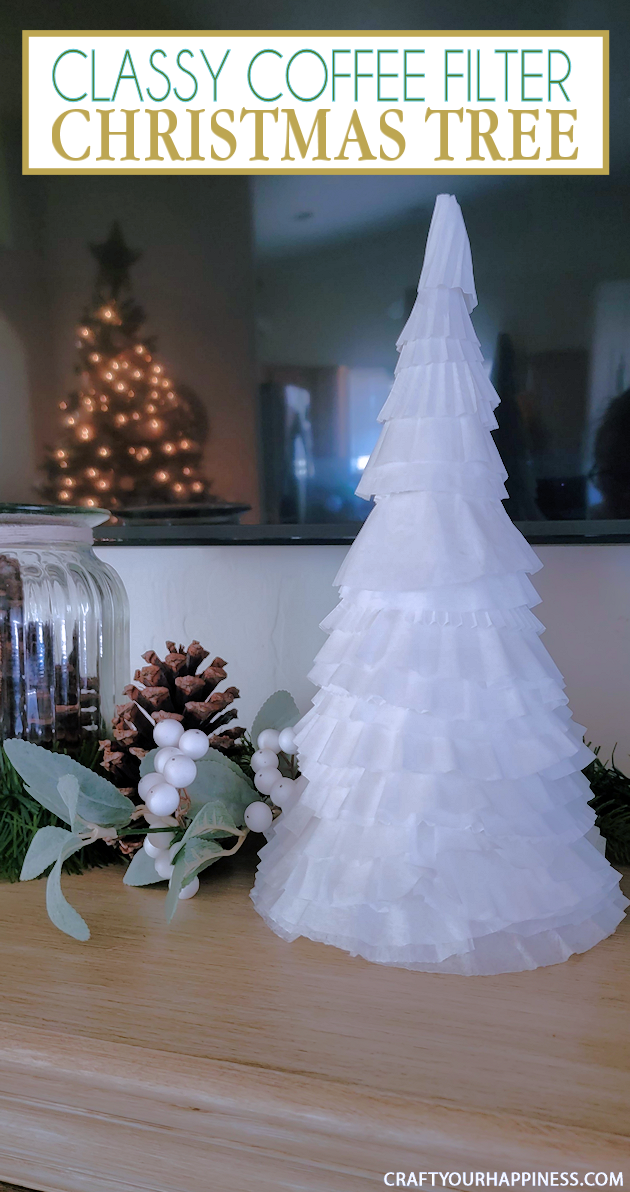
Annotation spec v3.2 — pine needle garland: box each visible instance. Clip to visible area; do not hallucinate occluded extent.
[585,748,630,867]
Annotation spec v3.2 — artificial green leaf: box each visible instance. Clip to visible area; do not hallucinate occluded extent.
[188,754,254,820]
[45,834,89,941]
[122,846,163,886]
[250,690,300,749]
[20,826,76,882]
[57,774,81,830]
[4,739,133,828]
[206,749,255,786]
[139,749,158,779]
[4,740,69,821]
[178,800,240,850]
[165,837,224,922]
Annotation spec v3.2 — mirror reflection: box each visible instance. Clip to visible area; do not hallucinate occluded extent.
[1,136,630,532]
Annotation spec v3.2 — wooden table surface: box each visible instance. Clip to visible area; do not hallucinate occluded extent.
[0,843,628,1192]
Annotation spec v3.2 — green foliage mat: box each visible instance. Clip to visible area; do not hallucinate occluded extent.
[0,743,122,882]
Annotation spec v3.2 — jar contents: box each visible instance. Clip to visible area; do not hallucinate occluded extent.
[0,507,128,753]
[0,553,101,749]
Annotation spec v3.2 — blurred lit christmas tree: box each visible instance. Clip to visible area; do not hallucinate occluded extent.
[41,224,212,510]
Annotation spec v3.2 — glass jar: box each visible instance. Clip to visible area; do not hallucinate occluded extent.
[0,505,129,751]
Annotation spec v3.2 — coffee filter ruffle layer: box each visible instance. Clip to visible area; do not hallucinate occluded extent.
[316,611,555,680]
[379,361,499,426]
[336,492,542,591]
[333,573,542,614]
[251,883,626,975]
[289,765,595,833]
[310,664,566,721]
[295,699,590,783]
[356,415,507,500]
[397,287,480,348]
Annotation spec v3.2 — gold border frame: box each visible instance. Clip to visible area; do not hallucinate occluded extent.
[22,29,609,176]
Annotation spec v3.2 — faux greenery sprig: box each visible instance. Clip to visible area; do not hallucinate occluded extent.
[4,740,134,941]
[4,690,300,942]
[0,741,120,882]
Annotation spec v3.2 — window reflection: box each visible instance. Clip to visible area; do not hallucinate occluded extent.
[259,366,392,523]
[255,176,630,527]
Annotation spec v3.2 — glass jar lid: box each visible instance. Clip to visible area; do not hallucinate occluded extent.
[0,503,110,528]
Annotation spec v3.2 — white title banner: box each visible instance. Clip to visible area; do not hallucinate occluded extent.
[24,31,608,174]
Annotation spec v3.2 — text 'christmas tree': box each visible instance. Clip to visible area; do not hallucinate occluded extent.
[251,194,628,975]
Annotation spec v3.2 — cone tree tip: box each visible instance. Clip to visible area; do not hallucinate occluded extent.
[418,194,477,312]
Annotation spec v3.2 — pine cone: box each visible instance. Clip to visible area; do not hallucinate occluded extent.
[100,640,246,792]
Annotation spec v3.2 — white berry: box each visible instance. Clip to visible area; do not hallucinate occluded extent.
[257,729,281,752]
[254,767,282,795]
[144,810,177,827]
[145,781,180,817]
[278,727,296,754]
[244,801,273,832]
[138,772,162,799]
[143,835,161,858]
[251,748,279,772]
[163,754,197,789]
[148,829,174,851]
[178,729,210,759]
[178,876,200,900]
[154,746,183,774]
[154,853,175,879]
[271,777,296,810]
[153,719,184,747]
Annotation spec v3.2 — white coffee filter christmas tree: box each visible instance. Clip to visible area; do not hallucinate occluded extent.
[250,194,628,975]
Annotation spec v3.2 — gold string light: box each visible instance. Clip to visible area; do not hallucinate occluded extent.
[46,274,209,507]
